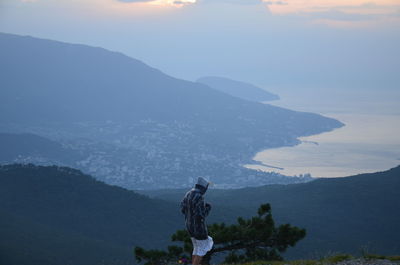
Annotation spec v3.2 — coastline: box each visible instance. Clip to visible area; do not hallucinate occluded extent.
[244,112,400,178]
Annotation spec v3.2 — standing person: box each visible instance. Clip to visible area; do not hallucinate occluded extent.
[180,177,213,265]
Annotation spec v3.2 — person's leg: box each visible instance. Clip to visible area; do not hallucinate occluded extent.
[191,237,196,265]
[192,255,203,265]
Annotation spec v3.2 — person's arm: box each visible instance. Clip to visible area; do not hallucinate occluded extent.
[205,202,211,216]
[180,197,187,215]
[195,195,211,218]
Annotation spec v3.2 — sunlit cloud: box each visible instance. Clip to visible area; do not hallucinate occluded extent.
[263,0,400,27]
[117,0,264,6]
[263,0,400,15]
[199,0,263,4]
[117,0,196,6]
[152,0,196,6]
[118,0,153,3]
[263,1,287,6]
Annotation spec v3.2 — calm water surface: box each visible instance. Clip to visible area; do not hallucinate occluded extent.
[245,90,400,178]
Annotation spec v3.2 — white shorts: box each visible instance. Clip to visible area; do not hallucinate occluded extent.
[191,236,213,256]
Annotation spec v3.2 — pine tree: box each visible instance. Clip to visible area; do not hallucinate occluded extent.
[134,203,306,265]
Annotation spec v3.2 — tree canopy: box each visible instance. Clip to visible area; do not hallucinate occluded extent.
[134,203,306,265]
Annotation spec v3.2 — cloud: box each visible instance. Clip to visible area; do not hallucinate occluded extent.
[117,0,155,2]
[265,0,400,15]
[116,0,263,4]
[307,9,380,21]
[116,0,196,5]
[296,4,400,28]
[199,0,263,5]
[173,0,195,5]
[311,3,400,21]
[262,0,400,27]
[264,1,287,6]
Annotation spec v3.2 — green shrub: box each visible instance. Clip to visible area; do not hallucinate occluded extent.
[323,254,353,263]
[387,255,400,261]
[364,253,400,261]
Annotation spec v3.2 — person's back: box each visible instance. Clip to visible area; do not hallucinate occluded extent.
[181,187,210,240]
[180,177,213,265]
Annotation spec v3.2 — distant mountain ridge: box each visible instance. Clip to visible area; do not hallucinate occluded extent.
[197,76,280,102]
[0,132,81,164]
[0,32,343,189]
[138,166,400,258]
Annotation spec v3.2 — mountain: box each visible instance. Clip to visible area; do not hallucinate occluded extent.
[0,164,179,265]
[0,132,81,165]
[138,166,400,258]
[0,164,242,265]
[1,164,399,264]
[197,76,280,102]
[0,32,343,189]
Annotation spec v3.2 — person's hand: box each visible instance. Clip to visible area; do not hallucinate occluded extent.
[205,203,211,211]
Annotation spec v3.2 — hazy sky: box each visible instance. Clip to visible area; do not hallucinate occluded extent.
[1,0,399,91]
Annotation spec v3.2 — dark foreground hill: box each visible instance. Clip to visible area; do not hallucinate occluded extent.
[0,164,180,265]
[139,166,400,259]
[0,32,343,189]
[1,164,399,264]
[0,164,240,265]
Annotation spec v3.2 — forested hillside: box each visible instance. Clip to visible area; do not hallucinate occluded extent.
[139,166,400,258]
[1,164,399,264]
[0,164,239,265]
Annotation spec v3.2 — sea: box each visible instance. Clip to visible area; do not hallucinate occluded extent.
[244,89,400,178]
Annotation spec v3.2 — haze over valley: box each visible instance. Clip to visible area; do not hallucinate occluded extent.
[0,33,344,189]
[1,1,399,264]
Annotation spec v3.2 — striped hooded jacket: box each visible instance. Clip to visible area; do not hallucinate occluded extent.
[180,184,211,240]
